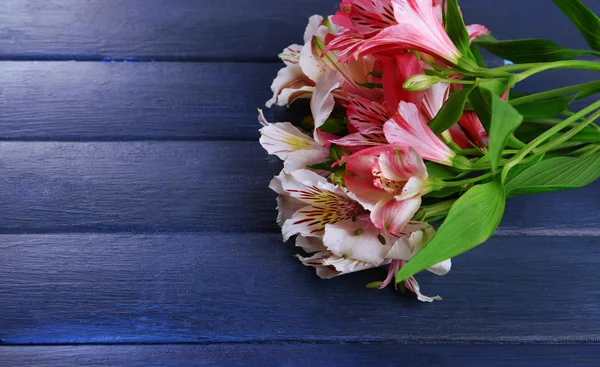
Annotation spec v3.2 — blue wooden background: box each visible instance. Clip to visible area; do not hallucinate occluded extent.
[0,0,599,366]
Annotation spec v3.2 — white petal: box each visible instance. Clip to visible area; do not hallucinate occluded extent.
[282,148,329,172]
[266,64,309,108]
[296,236,326,253]
[427,258,452,276]
[310,71,344,145]
[404,276,442,303]
[304,15,325,43]
[259,120,321,161]
[297,251,377,279]
[300,42,326,83]
[323,220,395,267]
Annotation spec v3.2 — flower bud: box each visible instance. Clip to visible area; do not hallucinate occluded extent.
[403,74,443,92]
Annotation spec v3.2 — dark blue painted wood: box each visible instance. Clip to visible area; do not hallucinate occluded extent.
[1,234,600,344]
[0,0,597,60]
[0,62,596,141]
[2,345,600,367]
[0,141,596,233]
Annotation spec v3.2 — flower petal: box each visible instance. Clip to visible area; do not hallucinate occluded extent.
[381,53,425,111]
[346,98,392,134]
[404,276,442,302]
[323,219,397,266]
[296,235,327,253]
[378,146,427,182]
[466,24,491,44]
[383,101,455,165]
[310,71,344,144]
[296,251,376,279]
[371,196,421,235]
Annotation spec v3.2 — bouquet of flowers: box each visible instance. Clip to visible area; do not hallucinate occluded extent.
[259,0,600,301]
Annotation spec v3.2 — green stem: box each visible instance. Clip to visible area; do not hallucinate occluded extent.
[437,172,494,188]
[537,110,600,153]
[414,199,456,222]
[509,80,600,106]
[581,145,600,157]
[502,100,600,181]
[513,61,600,84]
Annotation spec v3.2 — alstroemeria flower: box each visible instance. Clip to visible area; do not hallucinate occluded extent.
[359,0,462,65]
[384,101,456,165]
[378,222,451,302]
[266,15,324,107]
[344,146,430,235]
[296,221,451,302]
[449,111,488,149]
[330,97,391,148]
[279,169,369,241]
[258,110,329,172]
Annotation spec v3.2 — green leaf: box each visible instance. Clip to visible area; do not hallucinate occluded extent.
[504,154,545,183]
[488,93,524,173]
[505,152,600,198]
[553,0,600,52]
[444,0,470,55]
[318,119,347,135]
[396,182,506,283]
[476,38,592,63]
[429,86,475,134]
[469,43,487,68]
[513,95,576,119]
[425,162,461,179]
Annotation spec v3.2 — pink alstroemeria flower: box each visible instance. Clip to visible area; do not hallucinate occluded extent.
[359,0,462,65]
[384,101,456,165]
[450,111,488,149]
[330,97,391,148]
[344,146,429,235]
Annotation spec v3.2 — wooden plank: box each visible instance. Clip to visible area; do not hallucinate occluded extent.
[0,62,597,141]
[0,0,597,60]
[1,234,600,344]
[0,62,292,141]
[1,345,600,367]
[0,141,596,233]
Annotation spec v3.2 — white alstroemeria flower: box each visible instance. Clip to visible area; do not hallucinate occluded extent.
[258,110,328,172]
[266,15,325,107]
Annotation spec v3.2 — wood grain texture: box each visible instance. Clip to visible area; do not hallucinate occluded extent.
[0,141,596,233]
[2,345,600,367]
[0,62,597,141]
[0,62,292,141]
[0,0,598,60]
[1,234,600,344]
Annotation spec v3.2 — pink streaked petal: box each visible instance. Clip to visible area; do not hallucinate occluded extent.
[331,132,387,148]
[466,24,491,44]
[370,196,421,235]
[324,28,365,63]
[422,81,451,120]
[348,0,396,35]
[347,98,392,134]
[384,101,455,165]
[458,111,488,148]
[378,146,427,182]
[279,44,303,66]
[323,219,397,266]
[357,0,462,64]
[332,0,354,29]
[449,124,471,149]
[379,259,402,289]
[344,154,389,208]
[381,53,425,111]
